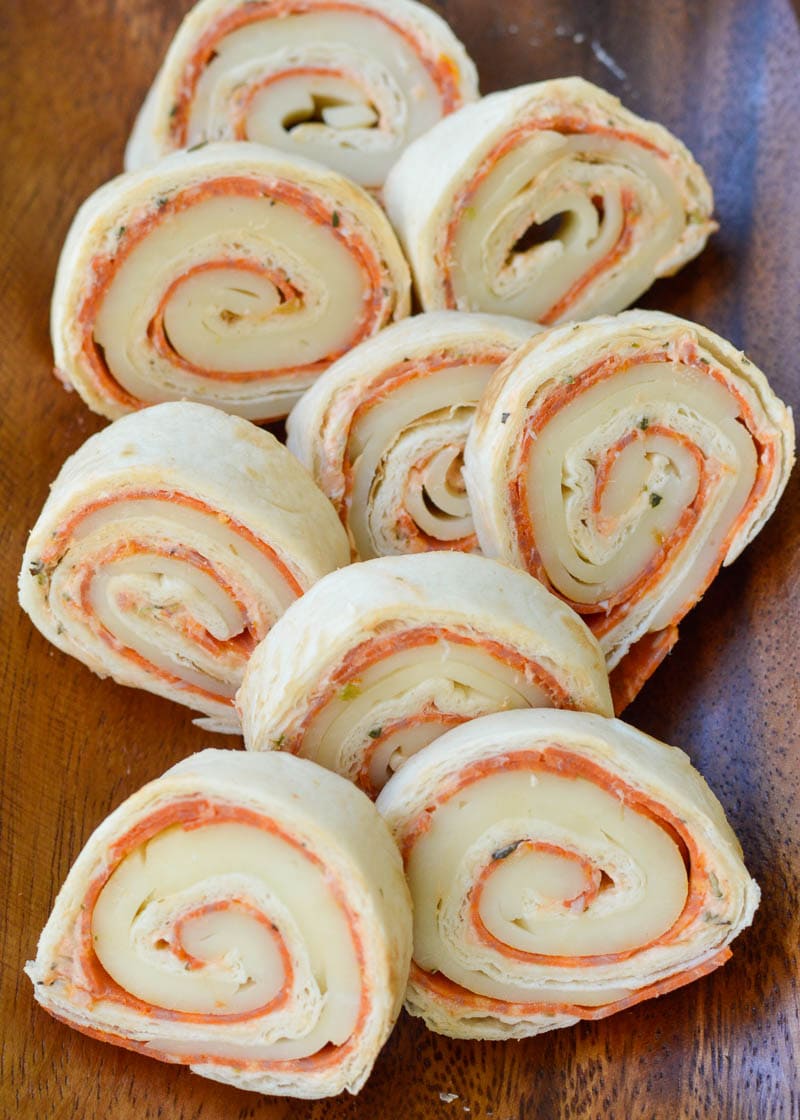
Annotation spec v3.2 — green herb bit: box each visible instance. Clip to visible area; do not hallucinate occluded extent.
[368,728,383,740]
[168,103,179,119]
[331,211,340,228]
[186,140,209,153]
[564,374,575,385]
[155,196,169,210]
[639,417,650,431]
[491,840,522,861]
[649,492,663,507]
[116,225,127,239]
[699,357,709,365]
[500,412,510,424]
[708,871,723,898]
[339,682,361,701]
[270,734,285,748]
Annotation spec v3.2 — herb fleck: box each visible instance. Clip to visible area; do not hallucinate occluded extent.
[649,492,663,507]
[339,682,361,701]
[270,734,285,748]
[639,417,650,431]
[500,412,510,424]
[116,225,127,239]
[368,727,383,739]
[187,140,209,153]
[491,840,522,861]
[699,357,709,365]
[708,871,723,898]
[331,211,340,228]
[156,196,169,210]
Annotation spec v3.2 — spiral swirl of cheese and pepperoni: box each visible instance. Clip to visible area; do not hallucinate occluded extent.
[238,552,612,796]
[26,750,412,1098]
[376,709,760,1040]
[126,0,478,192]
[464,311,795,710]
[51,143,410,422]
[18,403,350,730]
[385,78,716,325]
[286,312,537,558]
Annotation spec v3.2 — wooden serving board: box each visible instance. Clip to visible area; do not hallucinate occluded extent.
[2,1,798,1117]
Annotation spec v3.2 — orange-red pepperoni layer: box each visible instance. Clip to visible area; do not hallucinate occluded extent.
[442,118,670,320]
[167,1,465,150]
[72,177,395,410]
[38,489,303,707]
[399,745,723,1018]
[48,797,369,1074]
[280,625,578,754]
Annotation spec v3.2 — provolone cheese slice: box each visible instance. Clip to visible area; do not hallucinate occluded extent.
[464,311,795,709]
[126,0,478,192]
[238,552,612,796]
[26,749,412,1097]
[287,311,537,558]
[376,709,760,1040]
[18,402,349,729]
[51,142,410,421]
[385,78,716,324]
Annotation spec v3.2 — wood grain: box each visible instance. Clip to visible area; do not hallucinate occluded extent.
[1,1,798,1117]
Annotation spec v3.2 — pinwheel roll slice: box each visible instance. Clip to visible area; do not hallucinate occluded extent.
[238,552,613,796]
[52,142,410,422]
[384,77,716,324]
[464,311,795,710]
[26,749,412,1098]
[126,0,478,192]
[286,311,538,558]
[376,709,760,1040]
[18,402,350,730]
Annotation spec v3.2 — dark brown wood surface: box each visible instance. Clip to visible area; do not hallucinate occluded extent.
[2,1,799,1117]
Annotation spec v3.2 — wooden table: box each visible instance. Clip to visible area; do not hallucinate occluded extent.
[2,1,798,1117]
